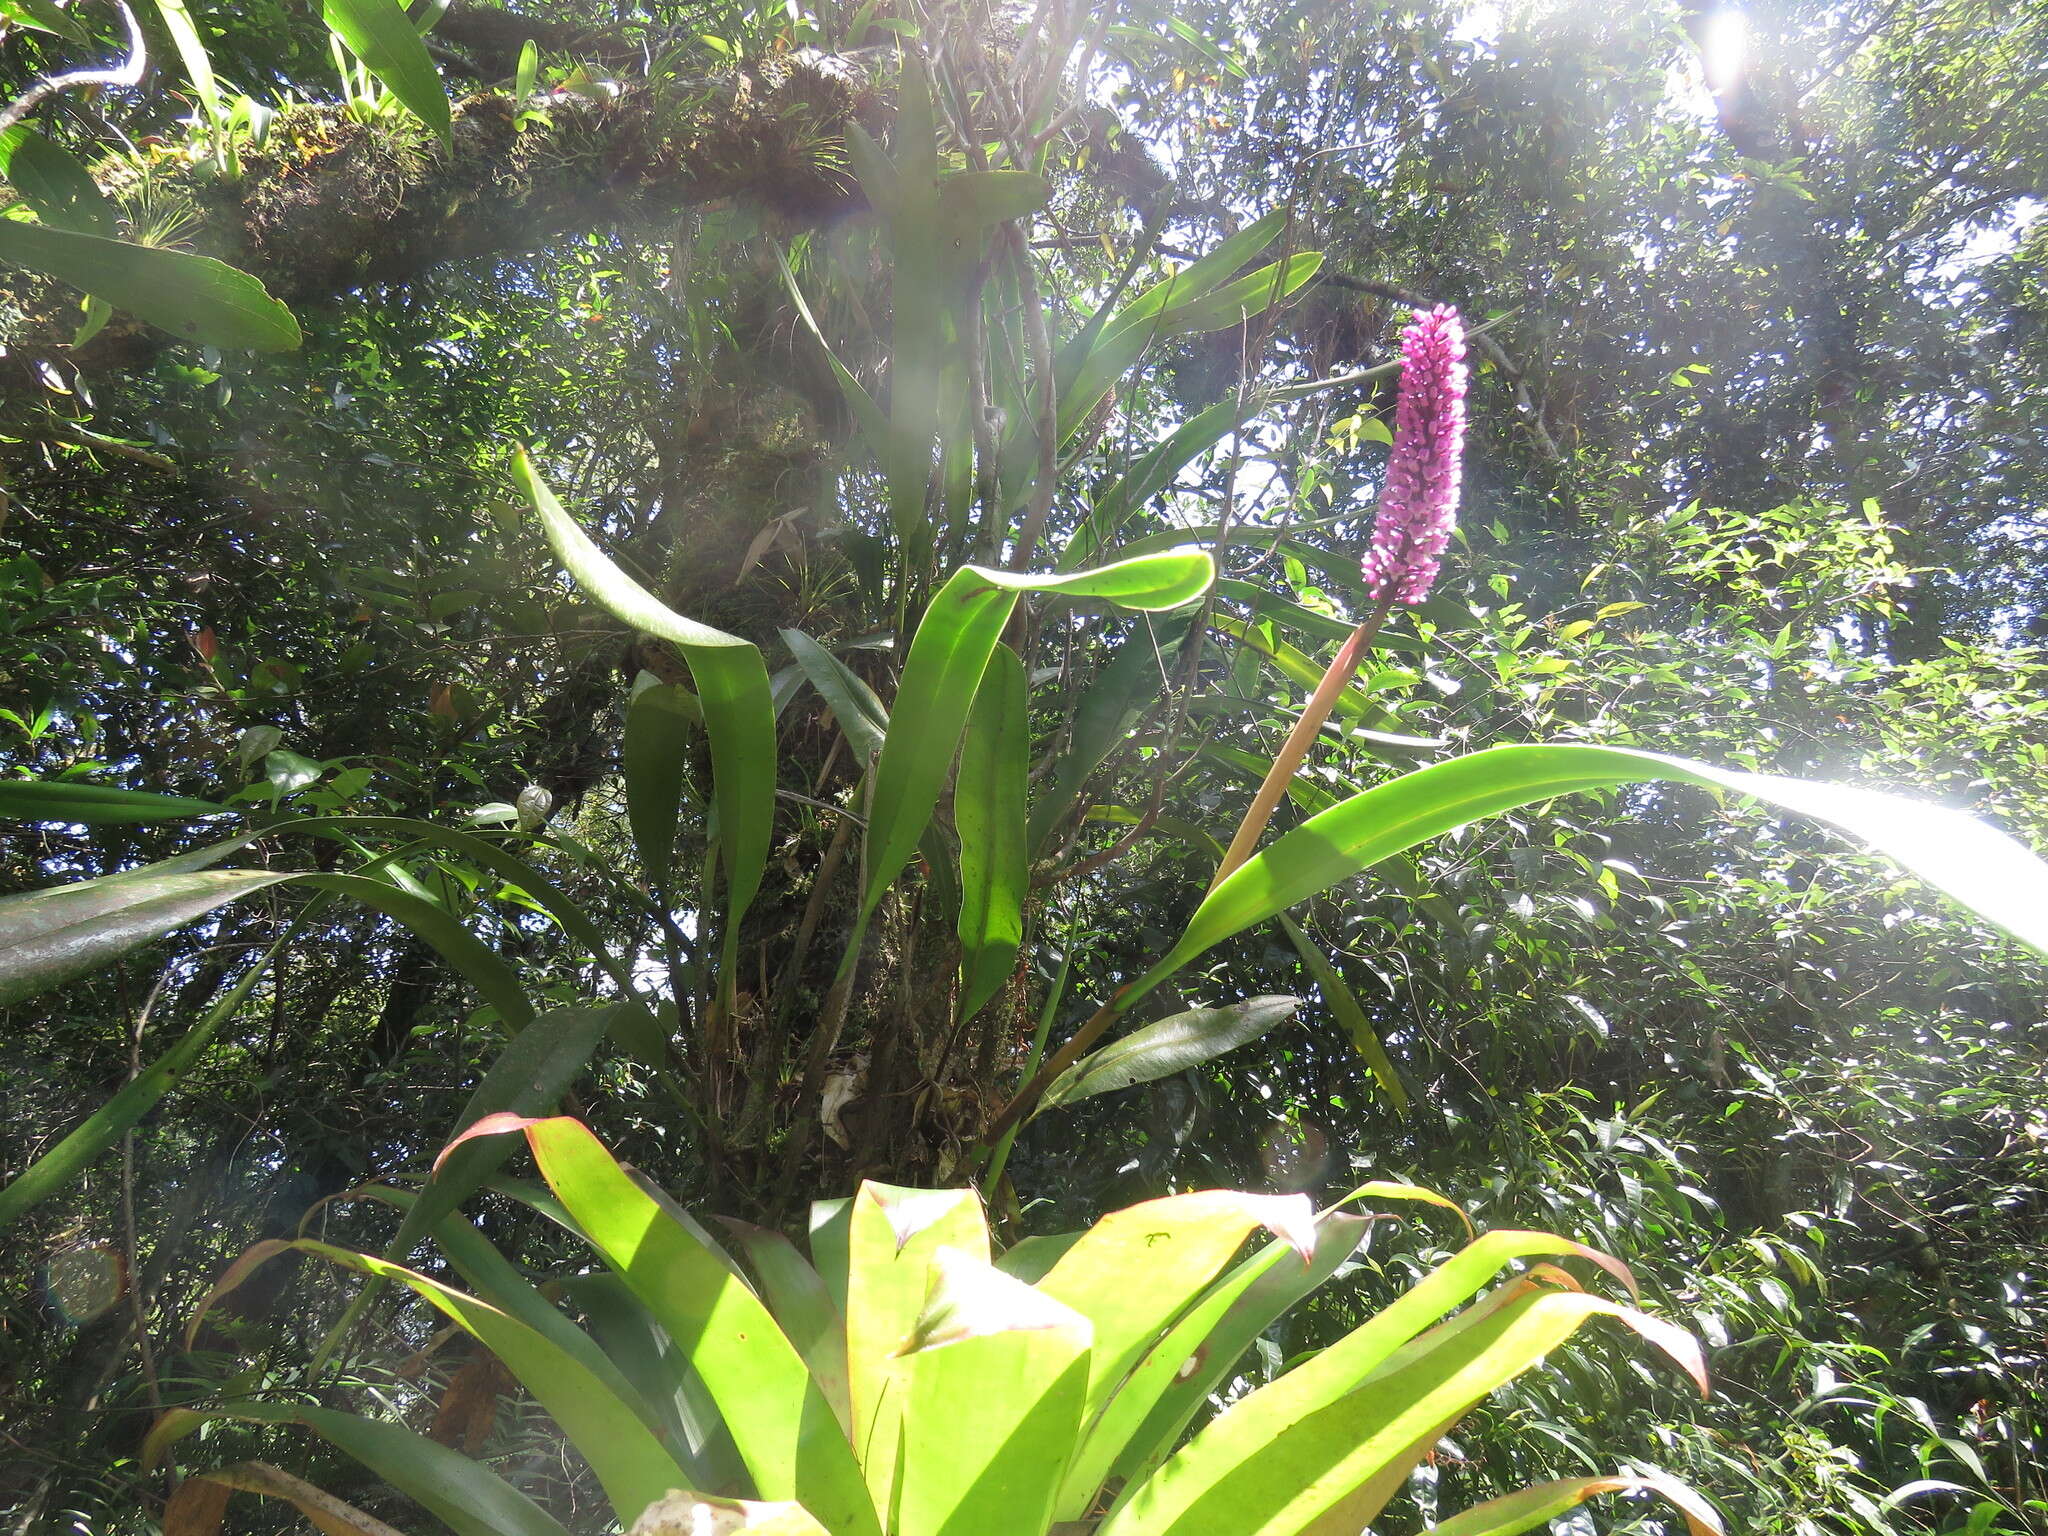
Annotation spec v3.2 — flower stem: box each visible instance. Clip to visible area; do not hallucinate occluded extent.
[1208,600,1395,893]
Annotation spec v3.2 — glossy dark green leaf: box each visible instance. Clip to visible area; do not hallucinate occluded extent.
[1037,995,1300,1112]
[0,868,288,1008]
[0,779,228,823]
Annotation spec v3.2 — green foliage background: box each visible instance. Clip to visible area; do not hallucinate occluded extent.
[1,0,2044,1531]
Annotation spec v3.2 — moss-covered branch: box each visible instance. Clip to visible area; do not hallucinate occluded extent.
[0,51,873,385]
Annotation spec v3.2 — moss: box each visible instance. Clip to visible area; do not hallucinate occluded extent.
[1,54,875,387]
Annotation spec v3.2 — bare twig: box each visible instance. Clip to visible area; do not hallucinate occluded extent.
[0,3,146,136]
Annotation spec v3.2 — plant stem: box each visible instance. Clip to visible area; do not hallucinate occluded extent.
[1207,600,1394,892]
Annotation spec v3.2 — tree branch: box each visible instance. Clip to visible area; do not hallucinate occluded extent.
[0,3,146,137]
[0,51,877,390]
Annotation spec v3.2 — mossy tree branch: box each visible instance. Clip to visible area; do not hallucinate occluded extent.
[0,51,874,387]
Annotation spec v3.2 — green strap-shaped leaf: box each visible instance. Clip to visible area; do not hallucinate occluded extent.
[955,644,1028,1024]
[0,921,287,1226]
[148,0,224,141]
[782,628,889,764]
[894,1250,1093,1536]
[0,129,116,234]
[288,815,641,1005]
[294,1404,578,1536]
[0,779,227,823]
[862,549,1214,921]
[624,680,703,888]
[298,872,532,1028]
[344,1194,677,1450]
[718,1217,853,1433]
[845,1183,991,1522]
[1037,996,1301,1113]
[1101,1285,1700,1536]
[1078,396,1252,557]
[322,0,451,142]
[1429,1472,1723,1536]
[808,1195,854,1313]
[1095,1226,1649,1527]
[1116,742,2048,1019]
[1040,1192,1316,1522]
[509,1117,880,1536]
[517,450,775,990]
[1102,1212,1372,1495]
[1029,621,1184,852]
[0,220,300,350]
[389,1005,616,1248]
[1059,210,1287,388]
[146,1400,573,1536]
[1277,915,1406,1110]
[777,247,893,461]
[567,1273,749,1493]
[205,1240,689,1524]
[0,868,289,1008]
[1056,256,1322,445]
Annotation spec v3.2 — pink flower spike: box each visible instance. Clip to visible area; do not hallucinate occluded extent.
[1360,304,1468,606]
